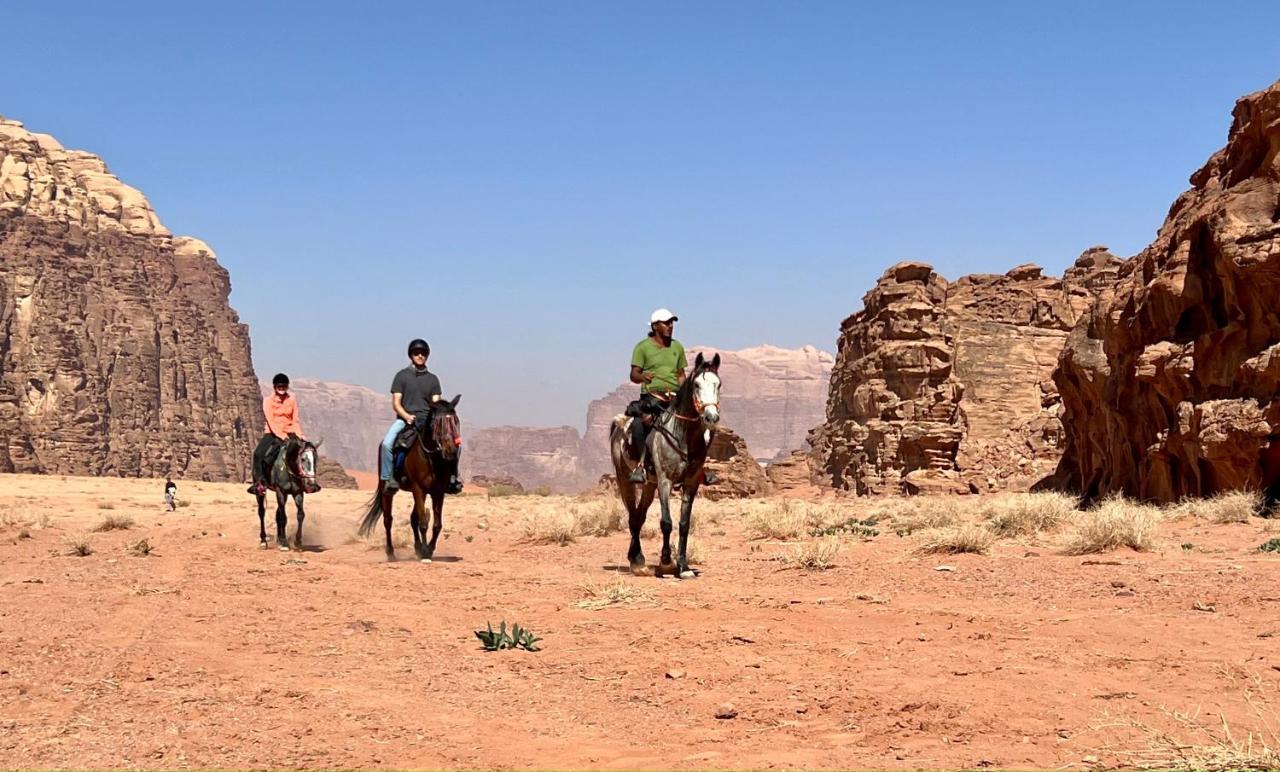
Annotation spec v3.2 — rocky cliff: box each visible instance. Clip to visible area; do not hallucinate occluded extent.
[464,425,594,493]
[0,116,260,480]
[1055,79,1280,503]
[810,253,1120,495]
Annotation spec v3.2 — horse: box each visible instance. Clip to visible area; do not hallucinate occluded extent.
[609,352,721,578]
[357,396,463,561]
[255,437,321,551]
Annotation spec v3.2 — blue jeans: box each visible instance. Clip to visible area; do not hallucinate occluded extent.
[380,419,406,481]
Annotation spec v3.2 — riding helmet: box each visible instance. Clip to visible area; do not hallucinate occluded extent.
[272,372,290,387]
[407,338,431,356]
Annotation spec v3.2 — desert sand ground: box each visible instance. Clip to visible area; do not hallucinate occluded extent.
[1,473,1278,770]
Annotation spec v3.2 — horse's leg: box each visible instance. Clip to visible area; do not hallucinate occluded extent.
[410,487,428,560]
[257,494,268,549]
[292,493,305,551]
[425,490,445,560]
[275,490,289,551]
[676,489,697,578]
[657,478,676,577]
[378,491,394,558]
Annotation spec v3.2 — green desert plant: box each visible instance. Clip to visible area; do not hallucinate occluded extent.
[1259,537,1280,554]
[475,621,542,652]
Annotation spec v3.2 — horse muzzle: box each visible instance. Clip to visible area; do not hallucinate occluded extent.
[702,407,720,425]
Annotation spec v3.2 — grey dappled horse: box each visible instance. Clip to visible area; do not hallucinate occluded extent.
[255,438,321,550]
[609,352,721,578]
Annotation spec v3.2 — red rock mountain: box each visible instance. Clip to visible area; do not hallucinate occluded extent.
[259,379,386,473]
[808,254,1120,495]
[0,116,260,480]
[1055,79,1280,503]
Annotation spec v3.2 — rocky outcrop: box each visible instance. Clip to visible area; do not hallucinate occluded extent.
[463,425,593,493]
[0,116,260,480]
[316,456,358,489]
[810,253,1120,495]
[260,379,385,472]
[469,474,526,493]
[703,428,773,500]
[1055,79,1280,503]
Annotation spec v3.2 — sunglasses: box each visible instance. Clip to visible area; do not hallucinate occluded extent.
[410,351,428,357]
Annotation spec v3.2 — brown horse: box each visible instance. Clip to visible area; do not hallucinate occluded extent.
[357,396,462,561]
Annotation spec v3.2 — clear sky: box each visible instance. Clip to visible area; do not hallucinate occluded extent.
[5,1,1280,427]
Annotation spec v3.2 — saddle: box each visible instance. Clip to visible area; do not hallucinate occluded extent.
[392,411,434,480]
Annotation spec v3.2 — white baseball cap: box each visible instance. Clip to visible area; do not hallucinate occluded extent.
[650,308,678,324]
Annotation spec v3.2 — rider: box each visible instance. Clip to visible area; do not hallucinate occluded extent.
[380,339,463,494]
[627,309,688,483]
[248,372,308,495]
[164,477,177,512]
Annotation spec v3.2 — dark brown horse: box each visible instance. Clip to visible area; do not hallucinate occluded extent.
[357,396,462,561]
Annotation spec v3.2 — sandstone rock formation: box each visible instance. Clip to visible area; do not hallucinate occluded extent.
[463,425,593,493]
[468,474,525,493]
[810,252,1121,495]
[316,456,358,489]
[260,379,385,472]
[1055,79,1280,503]
[0,116,261,480]
[702,427,773,500]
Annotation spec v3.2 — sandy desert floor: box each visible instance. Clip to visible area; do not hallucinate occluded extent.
[1,473,1278,769]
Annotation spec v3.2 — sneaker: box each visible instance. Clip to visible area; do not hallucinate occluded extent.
[628,466,646,484]
[383,478,399,492]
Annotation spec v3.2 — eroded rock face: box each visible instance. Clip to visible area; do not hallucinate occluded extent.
[0,116,260,480]
[702,427,773,500]
[810,253,1120,495]
[316,456,358,489]
[464,425,594,493]
[1054,80,1280,503]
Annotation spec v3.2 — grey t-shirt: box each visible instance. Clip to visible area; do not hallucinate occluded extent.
[391,366,442,416]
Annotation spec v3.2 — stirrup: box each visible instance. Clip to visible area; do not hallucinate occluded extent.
[628,465,647,483]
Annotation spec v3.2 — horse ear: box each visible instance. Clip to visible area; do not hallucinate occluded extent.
[695,352,705,368]
[451,394,462,408]
[711,353,721,371]
[312,437,324,450]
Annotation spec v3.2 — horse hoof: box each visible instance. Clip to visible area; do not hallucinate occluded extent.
[630,563,652,577]
[278,544,290,552]
[658,562,677,578]
[258,542,268,550]
[420,557,432,564]
[679,570,696,580]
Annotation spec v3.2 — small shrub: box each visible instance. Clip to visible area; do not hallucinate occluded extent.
[519,510,577,546]
[916,524,995,555]
[785,537,841,570]
[129,538,154,557]
[65,535,94,556]
[576,578,655,610]
[475,621,542,652]
[879,497,964,536]
[571,499,625,537]
[96,502,115,511]
[531,486,552,497]
[1064,497,1160,555]
[982,492,1077,536]
[1259,537,1280,553]
[93,515,135,532]
[176,499,191,508]
[1171,490,1261,524]
[487,484,521,498]
[743,500,808,540]
[810,516,879,539]
[17,527,32,540]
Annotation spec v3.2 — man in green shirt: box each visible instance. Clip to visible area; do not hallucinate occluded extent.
[626,308,687,483]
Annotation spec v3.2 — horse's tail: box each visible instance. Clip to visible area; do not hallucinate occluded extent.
[357,480,385,537]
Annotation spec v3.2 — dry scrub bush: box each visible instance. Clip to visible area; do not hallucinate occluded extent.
[570,499,625,537]
[873,496,964,536]
[1065,497,1160,555]
[981,492,1077,536]
[784,537,841,570]
[520,499,625,545]
[93,514,135,532]
[65,535,94,556]
[129,538,154,556]
[1169,490,1261,524]
[915,524,995,555]
[96,502,115,510]
[741,499,835,540]
[576,578,656,610]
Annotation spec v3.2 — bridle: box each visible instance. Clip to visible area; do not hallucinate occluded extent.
[674,372,720,422]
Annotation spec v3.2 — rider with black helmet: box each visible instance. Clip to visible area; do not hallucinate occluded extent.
[380,339,462,493]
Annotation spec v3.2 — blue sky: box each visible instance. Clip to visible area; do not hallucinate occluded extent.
[6,1,1280,427]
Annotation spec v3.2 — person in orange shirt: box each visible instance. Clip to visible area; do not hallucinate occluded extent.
[248,372,308,495]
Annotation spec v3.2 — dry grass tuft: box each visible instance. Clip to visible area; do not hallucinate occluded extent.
[576,578,656,610]
[65,535,94,556]
[519,509,578,545]
[742,499,825,541]
[520,499,627,545]
[784,537,841,570]
[128,538,154,557]
[874,497,965,536]
[93,514,135,532]
[915,524,995,555]
[96,501,115,510]
[571,499,625,537]
[1170,490,1261,524]
[982,492,1078,536]
[17,527,31,540]
[1065,497,1160,555]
